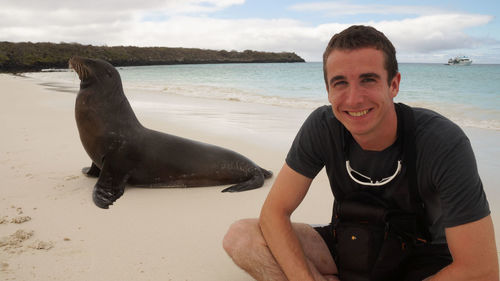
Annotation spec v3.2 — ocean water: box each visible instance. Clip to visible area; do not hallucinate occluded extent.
[26,62,500,131]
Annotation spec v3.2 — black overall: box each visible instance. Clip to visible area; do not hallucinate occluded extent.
[321,103,452,281]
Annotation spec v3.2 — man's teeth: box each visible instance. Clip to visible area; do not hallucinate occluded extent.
[348,110,369,117]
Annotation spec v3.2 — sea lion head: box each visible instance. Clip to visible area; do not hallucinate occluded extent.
[69,56,123,94]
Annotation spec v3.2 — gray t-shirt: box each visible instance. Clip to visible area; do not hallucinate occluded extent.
[286,105,490,243]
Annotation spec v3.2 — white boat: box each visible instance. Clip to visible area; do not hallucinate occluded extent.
[447,56,472,66]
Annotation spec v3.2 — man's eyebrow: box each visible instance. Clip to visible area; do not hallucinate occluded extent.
[329,75,346,85]
[360,73,381,79]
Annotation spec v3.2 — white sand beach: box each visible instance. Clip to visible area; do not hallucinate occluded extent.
[0,73,498,280]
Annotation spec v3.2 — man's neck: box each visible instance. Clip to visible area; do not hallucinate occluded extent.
[352,110,398,151]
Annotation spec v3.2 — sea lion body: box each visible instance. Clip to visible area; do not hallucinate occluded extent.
[70,57,272,208]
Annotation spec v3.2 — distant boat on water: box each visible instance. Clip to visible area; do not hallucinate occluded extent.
[447,56,472,66]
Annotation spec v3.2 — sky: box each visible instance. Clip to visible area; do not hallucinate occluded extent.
[1,0,499,63]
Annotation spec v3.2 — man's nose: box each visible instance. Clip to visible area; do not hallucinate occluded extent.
[345,84,364,105]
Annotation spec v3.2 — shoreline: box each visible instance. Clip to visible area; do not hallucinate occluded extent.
[22,63,500,132]
[1,73,498,280]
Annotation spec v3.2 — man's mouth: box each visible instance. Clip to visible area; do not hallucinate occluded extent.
[347,109,369,117]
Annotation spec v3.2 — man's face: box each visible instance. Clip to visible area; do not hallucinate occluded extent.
[325,47,400,143]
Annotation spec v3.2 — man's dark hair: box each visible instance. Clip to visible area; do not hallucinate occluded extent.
[323,25,398,86]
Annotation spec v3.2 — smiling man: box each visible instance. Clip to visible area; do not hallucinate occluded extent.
[223,25,498,281]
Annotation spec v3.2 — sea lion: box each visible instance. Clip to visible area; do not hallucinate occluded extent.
[69,56,272,209]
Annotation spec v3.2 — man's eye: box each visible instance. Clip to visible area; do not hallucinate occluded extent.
[333,81,347,87]
[362,78,376,83]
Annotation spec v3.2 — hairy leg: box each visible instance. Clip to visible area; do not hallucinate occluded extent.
[223,218,337,281]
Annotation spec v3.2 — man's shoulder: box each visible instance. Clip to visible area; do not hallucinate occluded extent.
[286,105,337,178]
[412,106,449,125]
[310,105,335,119]
[410,106,471,171]
[411,106,467,143]
[307,105,338,126]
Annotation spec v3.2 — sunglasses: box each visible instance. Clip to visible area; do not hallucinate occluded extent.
[345,160,402,186]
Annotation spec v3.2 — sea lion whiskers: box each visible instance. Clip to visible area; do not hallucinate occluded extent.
[76,63,89,80]
[70,62,83,79]
[69,57,90,81]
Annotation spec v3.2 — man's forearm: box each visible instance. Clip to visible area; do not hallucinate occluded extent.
[423,262,498,281]
[258,163,320,280]
[259,211,315,281]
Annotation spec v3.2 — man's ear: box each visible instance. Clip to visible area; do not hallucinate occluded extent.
[390,72,401,98]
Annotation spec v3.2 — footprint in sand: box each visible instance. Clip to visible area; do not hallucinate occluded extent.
[0,206,55,253]
[64,175,80,181]
[11,216,31,224]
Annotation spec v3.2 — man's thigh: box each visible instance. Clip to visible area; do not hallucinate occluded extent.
[230,219,337,276]
[293,222,338,275]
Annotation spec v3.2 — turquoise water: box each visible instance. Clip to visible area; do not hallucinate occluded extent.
[118,63,326,106]
[28,62,500,130]
[399,63,500,115]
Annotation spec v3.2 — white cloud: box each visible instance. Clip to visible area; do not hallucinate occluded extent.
[1,0,244,12]
[375,14,494,52]
[0,0,497,63]
[290,2,450,16]
[0,0,245,44]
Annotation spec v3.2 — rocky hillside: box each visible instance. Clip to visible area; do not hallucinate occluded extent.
[0,42,305,72]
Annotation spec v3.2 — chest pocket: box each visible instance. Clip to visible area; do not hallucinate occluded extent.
[334,191,420,281]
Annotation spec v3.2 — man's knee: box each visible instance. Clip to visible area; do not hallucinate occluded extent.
[223,218,260,258]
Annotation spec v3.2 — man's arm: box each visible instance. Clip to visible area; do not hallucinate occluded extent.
[425,215,499,281]
[259,163,317,281]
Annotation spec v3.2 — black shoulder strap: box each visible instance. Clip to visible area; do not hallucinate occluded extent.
[395,103,432,242]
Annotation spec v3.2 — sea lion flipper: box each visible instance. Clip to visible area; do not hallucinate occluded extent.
[221,170,265,193]
[93,177,127,209]
[82,162,101,178]
[92,161,129,209]
[261,168,273,179]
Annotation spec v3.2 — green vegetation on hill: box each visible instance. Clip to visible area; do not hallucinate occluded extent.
[0,42,305,72]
